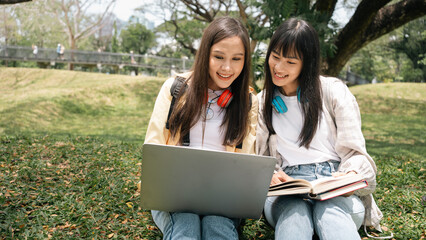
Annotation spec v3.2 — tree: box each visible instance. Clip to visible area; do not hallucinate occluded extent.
[347,17,425,83]
[322,0,425,75]
[157,44,192,59]
[120,20,155,76]
[88,13,120,52]
[158,0,426,76]
[156,16,207,56]
[0,5,18,45]
[110,20,119,53]
[45,0,116,70]
[120,21,155,55]
[389,17,425,82]
[346,35,398,83]
[12,1,64,48]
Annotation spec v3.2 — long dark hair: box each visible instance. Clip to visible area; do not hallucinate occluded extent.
[263,18,322,148]
[169,16,251,146]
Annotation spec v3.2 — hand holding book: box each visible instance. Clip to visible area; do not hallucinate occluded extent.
[268,171,368,201]
[331,171,357,197]
[270,169,293,185]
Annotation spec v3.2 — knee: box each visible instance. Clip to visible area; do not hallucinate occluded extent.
[314,196,365,229]
[265,197,312,229]
[202,215,237,227]
[347,196,365,229]
[273,197,311,220]
[202,215,238,239]
[172,212,201,225]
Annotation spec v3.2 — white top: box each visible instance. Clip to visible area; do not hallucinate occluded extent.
[272,89,339,167]
[190,89,226,151]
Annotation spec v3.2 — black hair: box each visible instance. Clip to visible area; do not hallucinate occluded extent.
[263,18,322,148]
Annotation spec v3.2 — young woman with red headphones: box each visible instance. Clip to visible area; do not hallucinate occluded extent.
[144,16,258,239]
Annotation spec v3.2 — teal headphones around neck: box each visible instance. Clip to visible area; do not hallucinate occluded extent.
[272,87,301,113]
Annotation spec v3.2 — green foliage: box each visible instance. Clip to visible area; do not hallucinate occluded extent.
[399,59,424,82]
[246,0,337,81]
[347,40,395,83]
[347,17,425,83]
[0,6,20,45]
[120,22,156,55]
[111,20,120,53]
[156,15,207,55]
[252,48,266,92]
[390,17,425,82]
[157,45,188,58]
[245,0,297,41]
[0,68,425,239]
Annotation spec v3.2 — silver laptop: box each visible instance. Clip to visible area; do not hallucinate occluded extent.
[140,143,276,219]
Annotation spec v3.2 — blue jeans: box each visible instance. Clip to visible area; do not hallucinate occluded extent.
[151,210,239,240]
[264,161,365,240]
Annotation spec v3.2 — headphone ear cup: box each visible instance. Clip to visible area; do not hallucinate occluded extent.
[272,96,288,113]
[297,87,301,102]
[217,89,233,108]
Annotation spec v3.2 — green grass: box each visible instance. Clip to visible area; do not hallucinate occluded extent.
[0,67,163,142]
[0,135,159,239]
[1,67,425,239]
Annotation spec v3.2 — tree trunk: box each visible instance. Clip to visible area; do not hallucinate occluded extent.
[69,39,75,71]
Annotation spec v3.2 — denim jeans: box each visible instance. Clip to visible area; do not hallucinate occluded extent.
[151,210,239,240]
[264,161,365,240]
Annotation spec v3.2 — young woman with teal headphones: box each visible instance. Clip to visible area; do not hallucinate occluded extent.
[256,18,383,239]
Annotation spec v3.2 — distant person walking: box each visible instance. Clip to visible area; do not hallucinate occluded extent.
[56,44,61,58]
[130,50,136,64]
[32,44,38,58]
[60,45,65,60]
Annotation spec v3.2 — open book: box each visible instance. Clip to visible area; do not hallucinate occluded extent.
[268,174,368,201]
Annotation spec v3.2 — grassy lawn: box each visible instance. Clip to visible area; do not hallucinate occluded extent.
[1,67,425,239]
[0,67,163,142]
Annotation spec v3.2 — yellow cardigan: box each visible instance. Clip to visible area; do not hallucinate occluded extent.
[144,75,258,154]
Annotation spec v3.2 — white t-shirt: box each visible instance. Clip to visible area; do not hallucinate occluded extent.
[190,89,226,151]
[272,90,339,167]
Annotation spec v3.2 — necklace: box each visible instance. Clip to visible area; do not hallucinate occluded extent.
[205,90,221,120]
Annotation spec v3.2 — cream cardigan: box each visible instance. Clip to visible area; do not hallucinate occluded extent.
[256,76,383,231]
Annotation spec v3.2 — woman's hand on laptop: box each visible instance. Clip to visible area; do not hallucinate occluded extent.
[270,169,293,186]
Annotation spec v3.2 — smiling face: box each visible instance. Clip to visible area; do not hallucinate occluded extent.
[208,36,245,90]
[268,49,303,96]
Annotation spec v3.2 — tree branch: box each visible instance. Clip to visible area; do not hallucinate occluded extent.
[313,0,338,15]
[363,0,426,43]
[324,0,391,74]
[170,18,197,55]
[75,0,115,41]
[325,0,426,76]
[336,0,390,46]
[235,0,247,24]
[181,0,214,22]
[313,0,338,24]
[0,0,31,4]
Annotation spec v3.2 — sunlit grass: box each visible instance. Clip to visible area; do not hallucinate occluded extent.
[0,67,164,142]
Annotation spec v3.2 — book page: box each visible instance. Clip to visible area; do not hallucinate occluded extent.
[268,179,312,196]
[268,185,312,196]
[269,178,312,190]
[310,174,364,194]
[309,180,368,201]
